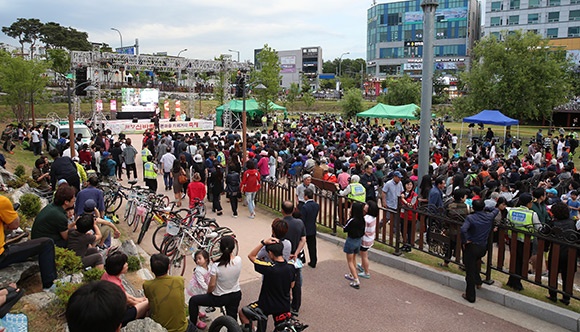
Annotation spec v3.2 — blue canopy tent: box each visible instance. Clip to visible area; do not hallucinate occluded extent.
[460,110,519,148]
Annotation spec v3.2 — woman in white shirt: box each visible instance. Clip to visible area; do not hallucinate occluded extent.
[188,236,242,326]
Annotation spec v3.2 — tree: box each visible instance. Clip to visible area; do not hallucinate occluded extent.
[302,93,315,109]
[2,18,43,58]
[286,83,300,109]
[300,75,311,94]
[341,88,364,119]
[40,22,92,51]
[251,44,281,114]
[46,48,70,80]
[378,75,421,105]
[454,30,572,121]
[0,50,49,122]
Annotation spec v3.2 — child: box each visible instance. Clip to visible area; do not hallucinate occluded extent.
[567,190,580,221]
[186,250,212,330]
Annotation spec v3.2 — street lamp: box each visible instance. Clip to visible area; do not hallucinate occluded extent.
[111,28,123,52]
[228,49,240,62]
[338,52,350,77]
[67,82,95,157]
[177,48,188,57]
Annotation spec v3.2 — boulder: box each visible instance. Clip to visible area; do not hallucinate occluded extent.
[121,317,167,332]
[120,240,139,257]
[20,291,57,311]
[0,261,39,286]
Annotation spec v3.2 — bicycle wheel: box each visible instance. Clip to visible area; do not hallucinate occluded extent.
[105,193,123,214]
[208,232,238,262]
[132,209,143,233]
[137,212,153,244]
[124,200,136,227]
[208,315,242,332]
[152,224,167,252]
[160,234,180,257]
[168,251,186,276]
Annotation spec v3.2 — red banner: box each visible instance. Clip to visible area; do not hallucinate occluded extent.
[164,100,170,119]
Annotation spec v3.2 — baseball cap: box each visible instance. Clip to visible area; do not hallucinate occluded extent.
[546,188,558,195]
[518,193,533,206]
[193,154,203,163]
[303,174,312,180]
[84,199,97,212]
[102,151,110,157]
[57,179,68,186]
[393,171,403,178]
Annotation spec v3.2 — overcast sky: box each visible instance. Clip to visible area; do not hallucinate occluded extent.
[0,0,369,63]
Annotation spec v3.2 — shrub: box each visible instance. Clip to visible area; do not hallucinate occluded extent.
[14,165,26,178]
[82,268,105,282]
[55,247,83,276]
[127,255,141,272]
[54,281,81,313]
[19,193,41,219]
[25,177,38,188]
[7,177,25,189]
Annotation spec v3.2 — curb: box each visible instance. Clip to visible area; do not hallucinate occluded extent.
[317,232,580,332]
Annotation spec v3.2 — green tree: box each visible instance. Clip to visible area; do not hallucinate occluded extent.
[378,75,420,105]
[213,55,231,107]
[0,50,49,122]
[286,83,300,109]
[455,30,572,121]
[40,22,91,51]
[341,88,364,118]
[2,18,43,58]
[251,44,281,114]
[46,48,70,80]
[302,92,315,109]
[322,60,336,75]
[301,75,311,94]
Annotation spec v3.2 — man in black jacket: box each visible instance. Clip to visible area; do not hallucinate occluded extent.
[49,149,80,192]
[360,162,378,202]
[300,189,320,268]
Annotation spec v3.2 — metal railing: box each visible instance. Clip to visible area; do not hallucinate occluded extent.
[256,178,580,302]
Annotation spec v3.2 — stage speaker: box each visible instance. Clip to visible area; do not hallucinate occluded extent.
[132,117,138,123]
[75,68,88,96]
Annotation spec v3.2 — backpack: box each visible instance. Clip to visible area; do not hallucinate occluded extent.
[0,153,5,168]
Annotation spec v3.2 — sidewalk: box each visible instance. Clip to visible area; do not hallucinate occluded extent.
[130,193,566,331]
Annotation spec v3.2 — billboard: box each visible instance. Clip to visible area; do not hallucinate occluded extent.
[404,7,468,24]
[121,88,159,112]
[280,55,296,73]
[116,46,136,55]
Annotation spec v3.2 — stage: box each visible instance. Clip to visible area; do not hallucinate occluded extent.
[114,110,156,120]
[104,118,214,134]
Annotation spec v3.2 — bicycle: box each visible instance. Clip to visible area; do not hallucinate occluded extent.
[124,185,152,230]
[241,303,308,332]
[136,194,173,244]
[151,209,219,252]
[162,224,237,276]
[100,179,142,214]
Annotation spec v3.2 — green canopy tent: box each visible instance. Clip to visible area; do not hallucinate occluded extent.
[215,99,287,126]
[356,103,420,119]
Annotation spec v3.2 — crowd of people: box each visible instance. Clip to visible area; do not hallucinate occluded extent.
[2,112,580,329]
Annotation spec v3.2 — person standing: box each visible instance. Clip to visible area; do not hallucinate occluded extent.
[143,254,194,332]
[143,155,159,193]
[241,160,261,219]
[546,202,576,305]
[171,160,185,208]
[226,168,241,218]
[343,202,366,289]
[460,199,498,303]
[506,193,542,291]
[300,189,320,268]
[281,201,306,316]
[296,174,316,209]
[210,164,225,216]
[121,138,139,180]
[381,171,404,211]
[30,126,41,156]
[358,201,378,279]
[160,146,176,191]
[360,162,378,202]
[49,149,80,192]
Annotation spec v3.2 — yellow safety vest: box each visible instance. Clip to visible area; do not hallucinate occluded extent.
[141,148,151,162]
[144,162,156,179]
[348,183,366,203]
[508,207,534,241]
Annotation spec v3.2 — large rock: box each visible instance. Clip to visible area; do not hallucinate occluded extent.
[0,261,39,287]
[120,240,139,257]
[20,291,57,310]
[121,317,167,332]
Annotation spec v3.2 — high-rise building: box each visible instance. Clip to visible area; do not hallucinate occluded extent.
[366,0,480,78]
[254,46,322,90]
[484,0,580,55]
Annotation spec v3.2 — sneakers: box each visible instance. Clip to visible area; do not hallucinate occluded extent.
[358,272,371,279]
[356,263,364,273]
[233,214,238,218]
[43,284,57,293]
[198,311,206,319]
[248,214,255,219]
[196,321,207,329]
[344,273,356,281]
[349,281,360,289]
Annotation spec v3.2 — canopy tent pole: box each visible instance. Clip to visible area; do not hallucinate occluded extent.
[517,124,520,140]
[503,126,506,150]
[460,122,464,151]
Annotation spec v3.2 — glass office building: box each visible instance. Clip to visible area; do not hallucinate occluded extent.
[367,0,480,78]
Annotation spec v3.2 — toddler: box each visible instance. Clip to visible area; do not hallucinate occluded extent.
[186,250,213,329]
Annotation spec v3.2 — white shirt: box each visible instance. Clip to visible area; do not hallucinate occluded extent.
[31,130,40,143]
[160,152,176,173]
[212,256,242,296]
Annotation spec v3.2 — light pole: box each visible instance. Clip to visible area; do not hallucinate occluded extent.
[111,28,123,52]
[177,48,188,57]
[228,49,240,62]
[418,0,439,184]
[338,52,350,77]
[67,82,95,157]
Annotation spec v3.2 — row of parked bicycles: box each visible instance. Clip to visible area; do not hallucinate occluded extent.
[98,180,306,332]
[98,179,238,276]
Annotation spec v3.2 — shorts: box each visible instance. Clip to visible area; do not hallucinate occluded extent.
[343,237,362,254]
[359,246,370,252]
[122,306,137,326]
